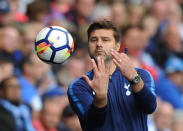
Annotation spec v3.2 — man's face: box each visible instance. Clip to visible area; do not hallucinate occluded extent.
[2,27,20,53]
[3,77,21,105]
[88,29,120,63]
[41,101,62,129]
[122,28,142,52]
[76,0,95,18]
[28,54,50,81]
[165,25,182,52]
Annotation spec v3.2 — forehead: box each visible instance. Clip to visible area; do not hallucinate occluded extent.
[128,28,141,34]
[4,77,19,86]
[90,29,114,38]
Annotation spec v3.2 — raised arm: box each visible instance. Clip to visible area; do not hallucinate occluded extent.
[68,57,110,130]
[111,49,157,114]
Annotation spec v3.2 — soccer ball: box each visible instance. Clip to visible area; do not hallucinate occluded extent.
[35,26,74,64]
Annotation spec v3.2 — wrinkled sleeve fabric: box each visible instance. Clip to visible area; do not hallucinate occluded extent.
[67,78,107,130]
[134,69,157,114]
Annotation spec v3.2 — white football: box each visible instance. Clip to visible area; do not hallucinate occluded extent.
[35,26,74,64]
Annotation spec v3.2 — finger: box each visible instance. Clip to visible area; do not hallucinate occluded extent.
[82,75,92,87]
[105,64,110,75]
[112,58,121,68]
[99,57,106,72]
[120,53,129,60]
[91,58,99,74]
[111,50,121,63]
[101,58,106,71]
[97,57,102,72]
[113,49,121,58]
[111,49,119,58]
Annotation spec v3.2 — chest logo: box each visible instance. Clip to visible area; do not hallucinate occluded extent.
[124,83,131,96]
[92,91,95,96]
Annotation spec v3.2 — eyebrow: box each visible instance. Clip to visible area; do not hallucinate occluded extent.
[90,36,111,39]
[102,37,110,39]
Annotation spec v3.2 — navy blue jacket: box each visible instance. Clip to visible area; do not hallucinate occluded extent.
[68,68,157,131]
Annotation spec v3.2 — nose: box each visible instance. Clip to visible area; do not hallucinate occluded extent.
[96,39,102,47]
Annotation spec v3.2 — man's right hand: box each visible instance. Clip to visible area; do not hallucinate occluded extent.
[82,57,109,108]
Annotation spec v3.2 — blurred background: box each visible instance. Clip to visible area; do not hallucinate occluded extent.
[0,0,183,131]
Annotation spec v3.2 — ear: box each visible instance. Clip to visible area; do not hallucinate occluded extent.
[116,42,121,51]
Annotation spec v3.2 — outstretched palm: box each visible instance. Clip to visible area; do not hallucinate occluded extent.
[83,57,110,107]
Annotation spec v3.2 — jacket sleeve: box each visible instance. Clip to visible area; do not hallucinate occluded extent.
[67,78,107,130]
[134,69,157,114]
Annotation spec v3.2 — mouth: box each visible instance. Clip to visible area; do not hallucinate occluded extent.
[95,50,104,56]
[95,49,104,53]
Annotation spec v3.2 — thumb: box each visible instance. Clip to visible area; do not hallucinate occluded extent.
[82,75,91,87]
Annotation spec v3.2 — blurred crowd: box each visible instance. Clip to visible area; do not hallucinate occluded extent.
[0,0,183,131]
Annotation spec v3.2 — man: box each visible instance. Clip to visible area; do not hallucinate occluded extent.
[32,87,68,131]
[156,56,183,109]
[0,56,14,82]
[32,99,62,131]
[0,0,11,26]
[67,20,157,131]
[0,23,22,73]
[61,104,82,131]
[153,101,173,131]
[18,54,43,113]
[0,76,35,131]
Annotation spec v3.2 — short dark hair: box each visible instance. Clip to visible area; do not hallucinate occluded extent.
[121,24,143,37]
[62,104,75,118]
[26,0,50,21]
[20,55,33,71]
[0,76,17,90]
[87,20,120,43]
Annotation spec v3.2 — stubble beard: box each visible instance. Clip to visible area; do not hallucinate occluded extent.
[102,53,113,64]
[89,50,113,65]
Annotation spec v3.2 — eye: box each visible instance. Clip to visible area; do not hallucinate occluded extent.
[103,38,110,42]
[90,37,97,42]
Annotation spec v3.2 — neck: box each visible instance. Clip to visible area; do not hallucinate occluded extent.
[23,74,36,85]
[105,61,116,76]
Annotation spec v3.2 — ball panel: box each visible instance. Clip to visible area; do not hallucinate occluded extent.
[53,48,70,63]
[68,33,74,52]
[71,41,74,53]
[66,44,74,54]
[36,27,50,42]
[68,33,74,46]
[36,42,51,54]
[48,30,67,48]
[51,26,68,32]
[37,46,53,61]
